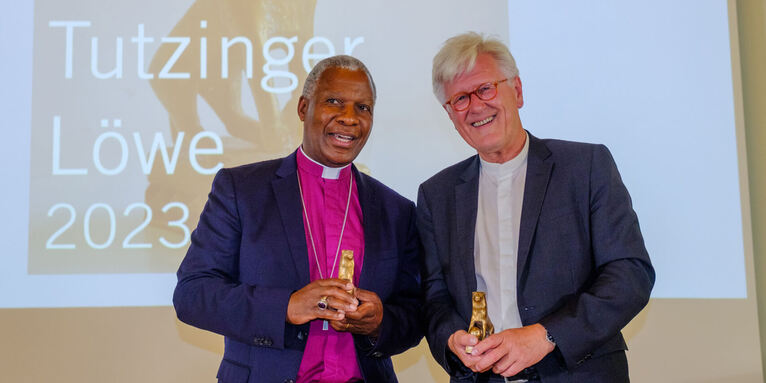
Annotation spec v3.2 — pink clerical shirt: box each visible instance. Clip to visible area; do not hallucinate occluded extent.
[296,148,365,383]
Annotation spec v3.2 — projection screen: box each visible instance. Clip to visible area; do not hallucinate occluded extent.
[0,0,762,382]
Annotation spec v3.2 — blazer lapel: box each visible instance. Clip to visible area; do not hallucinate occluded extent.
[454,156,480,318]
[356,167,382,292]
[272,152,311,286]
[517,134,553,279]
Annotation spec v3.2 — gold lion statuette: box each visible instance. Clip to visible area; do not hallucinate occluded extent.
[465,291,494,354]
[338,250,354,294]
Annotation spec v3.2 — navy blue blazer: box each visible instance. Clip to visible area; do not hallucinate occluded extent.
[174,151,422,383]
[417,133,654,382]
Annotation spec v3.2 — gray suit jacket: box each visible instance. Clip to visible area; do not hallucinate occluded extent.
[417,132,654,382]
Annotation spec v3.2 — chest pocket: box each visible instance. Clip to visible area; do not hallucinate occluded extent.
[359,249,398,299]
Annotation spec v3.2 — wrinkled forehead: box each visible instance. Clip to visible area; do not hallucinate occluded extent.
[318,67,368,84]
[318,67,375,100]
[317,68,375,100]
[446,55,505,89]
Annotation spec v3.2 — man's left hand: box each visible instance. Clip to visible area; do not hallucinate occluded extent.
[331,288,383,337]
[471,323,555,377]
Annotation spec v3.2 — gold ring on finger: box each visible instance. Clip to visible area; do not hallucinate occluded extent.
[317,296,329,310]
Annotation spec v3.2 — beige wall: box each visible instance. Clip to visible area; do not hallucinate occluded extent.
[739,0,766,380]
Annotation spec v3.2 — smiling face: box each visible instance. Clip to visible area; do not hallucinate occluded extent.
[442,53,526,163]
[298,67,374,167]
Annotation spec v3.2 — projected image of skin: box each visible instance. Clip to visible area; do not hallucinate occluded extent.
[149,0,316,150]
[28,0,374,275]
[145,0,317,247]
[9,0,749,312]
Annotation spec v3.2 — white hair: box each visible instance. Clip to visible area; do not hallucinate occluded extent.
[432,32,519,103]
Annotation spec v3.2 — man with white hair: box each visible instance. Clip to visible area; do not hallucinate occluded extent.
[418,32,655,382]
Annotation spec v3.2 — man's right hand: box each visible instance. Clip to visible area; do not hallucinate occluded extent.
[448,330,487,372]
[286,279,358,325]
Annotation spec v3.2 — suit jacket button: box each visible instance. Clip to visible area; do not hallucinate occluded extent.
[283,380,295,383]
[264,339,273,346]
[372,351,383,358]
[297,332,304,341]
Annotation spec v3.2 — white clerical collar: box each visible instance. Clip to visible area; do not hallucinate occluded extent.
[479,131,530,180]
[299,146,350,179]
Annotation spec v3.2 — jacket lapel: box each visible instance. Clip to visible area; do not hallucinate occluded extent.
[454,156,480,319]
[356,167,382,292]
[517,134,553,279]
[272,152,311,285]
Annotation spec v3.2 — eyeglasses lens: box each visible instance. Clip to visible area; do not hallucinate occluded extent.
[451,82,498,111]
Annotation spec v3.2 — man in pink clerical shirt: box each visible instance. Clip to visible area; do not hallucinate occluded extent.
[174,55,423,383]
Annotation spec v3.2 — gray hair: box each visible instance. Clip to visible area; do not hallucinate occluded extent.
[302,55,377,101]
[432,32,519,103]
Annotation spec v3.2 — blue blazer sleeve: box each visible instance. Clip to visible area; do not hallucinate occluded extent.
[358,200,424,358]
[346,171,424,364]
[173,168,294,349]
[537,144,655,370]
[417,184,474,377]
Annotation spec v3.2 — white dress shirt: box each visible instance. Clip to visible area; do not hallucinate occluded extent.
[474,132,529,331]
